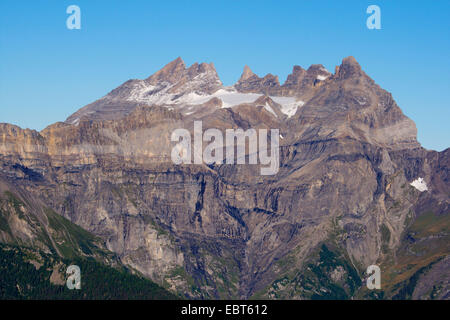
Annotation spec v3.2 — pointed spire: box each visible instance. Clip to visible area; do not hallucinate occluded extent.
[239,65,256,82]
[187,61,218,77]
[146,57,186,84]
[335,56,363,79]
[342,56,360,67]
[161,57,186,73]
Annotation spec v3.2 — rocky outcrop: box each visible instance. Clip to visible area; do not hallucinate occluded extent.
[235,65,280,94]
[234,63,331,97]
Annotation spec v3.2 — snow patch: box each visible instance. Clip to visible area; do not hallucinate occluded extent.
[214,90,262,108]
[263,103,277,117]
[410,177,428,192]
[172,88,261,108]
[116,80,306,118]
[317,75,328,81]
[271,97,304,118]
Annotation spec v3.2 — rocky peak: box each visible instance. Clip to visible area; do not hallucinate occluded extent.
[235,66,280,94]
[239,65,257,82]
[167,60,222,95]
[186,62,219,79]
[306,64,331,78]
[293,56,420,150]
[146,57,186,84]
[262,73,279,84]
[334,56,363,80]
[279,64,330,96]
[145,57,221,88]
[283,65,306,87]
[65,57,224,123]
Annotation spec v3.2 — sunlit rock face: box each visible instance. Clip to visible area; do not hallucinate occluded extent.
[1,56,448,299]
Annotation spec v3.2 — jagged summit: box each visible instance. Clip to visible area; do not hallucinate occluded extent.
[65,55,414,149]
[239,65,256,82]
[66,57,222,123]
[146,57,220,86]
[334,56,363,79]
[235,67,280,94]
[284,65,306,84]
[145,57,186,84]
[342,55,360,67]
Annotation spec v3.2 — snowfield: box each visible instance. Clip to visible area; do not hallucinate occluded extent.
[125,84,304,118]
[410,177,428,192]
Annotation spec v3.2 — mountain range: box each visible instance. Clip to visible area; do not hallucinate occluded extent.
[0,56,448,299]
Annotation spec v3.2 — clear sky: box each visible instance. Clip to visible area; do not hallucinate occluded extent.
[0,0,449,151]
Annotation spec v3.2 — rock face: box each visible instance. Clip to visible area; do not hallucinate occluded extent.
[235,63,331,97]
[0,174,117,264]
[235,65,280,94]
[1,56,448,299]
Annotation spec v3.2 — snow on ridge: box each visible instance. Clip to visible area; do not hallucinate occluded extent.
[218,91,261,108]
[115,80,305,118]
[317,75,328,81]
[410,177,428,192]
[170,88,261,108]
[125,80,173,105]
[263,103,277,117]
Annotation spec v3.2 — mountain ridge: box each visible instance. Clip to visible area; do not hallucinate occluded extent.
[64,56,351,124]
[0,56,448,299]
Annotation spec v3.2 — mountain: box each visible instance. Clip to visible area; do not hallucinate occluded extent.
[0,56,448,299]
[66,57,222,124]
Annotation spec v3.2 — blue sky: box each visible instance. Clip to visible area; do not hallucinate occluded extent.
[0,0,449,151]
